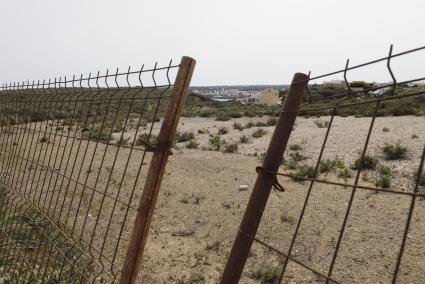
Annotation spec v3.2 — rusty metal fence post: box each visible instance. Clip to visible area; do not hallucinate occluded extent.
[119,56,196,284]
[220,73,309,283]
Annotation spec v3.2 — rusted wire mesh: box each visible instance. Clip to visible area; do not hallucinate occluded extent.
[227,45,425,283]
[0,61,181,283]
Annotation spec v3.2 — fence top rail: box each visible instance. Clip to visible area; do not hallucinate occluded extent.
[294,44,425,85]
[0,60,180,91]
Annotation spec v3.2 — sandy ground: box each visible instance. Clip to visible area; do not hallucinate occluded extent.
[0,115,424,283]
[138,115,425,283]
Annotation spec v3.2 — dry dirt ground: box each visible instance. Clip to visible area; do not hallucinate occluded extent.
[1,115,424,283]
[139,115,425,283]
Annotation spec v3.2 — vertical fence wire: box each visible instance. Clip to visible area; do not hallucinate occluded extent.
[222,45,425,283]
[0,59,189,283]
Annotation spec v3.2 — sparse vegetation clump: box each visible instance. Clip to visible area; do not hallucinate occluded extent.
[233,122,244,131]
[186,139,199,149]
[353,154,378,170]
[216,114,231,121]
[239,135,250,144]
[411,133,419,139]
[289,151,306,162]
[83,127,111,143]
[266,117,278,126]
[314,119,330,128]
[294,165,316,181]
[136,133,157,147]
[319,158,345,173]
[245,121,256,129]
[380,165,392,176]
[209,136,225,150]
[382,143,407,160]
[375,165,392,188]
[218,127,229,135]
[39,136,48,143]
[252,128,267,138]
[253,265,280,283]
[223,143,238,153]
[376,175,391,188]
[115,136,130,146]
[289,143,302,151]
[338,167,353,180]
[175,131,195,143]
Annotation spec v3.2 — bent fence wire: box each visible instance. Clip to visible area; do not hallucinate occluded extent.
[222,45,425,283]
[0,57,195,283]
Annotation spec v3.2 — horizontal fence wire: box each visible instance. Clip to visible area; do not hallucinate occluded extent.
[239,45,425,283]
[0,61,179,283]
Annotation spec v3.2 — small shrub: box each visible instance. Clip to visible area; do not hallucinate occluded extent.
[229,111,242,118]
[84,127,111,143]
[39,136,48,143]
[382,127,390,132]
[216,114,231,121]
[218,127,229,135]
[353,154,378,170]
[255,121,267,127]
[376,175,391,188]
[188,273,205,283]
[411,133,419,139]
[136,133,157,146]
[252,128,267,138]
[337,167,352,180]
[289,144,302,151]
[361,172,370,182]
[289,151,306,162]
[266,117,277,126]
[319,160,333,173]
[244,110,256,117]
[223,143,238,153]
[382,143,407,160]
[380,165,392,176]
[175,131,195,143]
[294,166,316,180]
[280,212,295,224]
[314,120,330,128]
[186,139,199,149]
[285,159,298,170]
[115,136,130,146]
[255,265,280,283]
[319,159,345,173]
[239,135,250,144]
[209,136,225,150]
[233,122,244,131]
[199,109,215,117]
[245,121,255,129]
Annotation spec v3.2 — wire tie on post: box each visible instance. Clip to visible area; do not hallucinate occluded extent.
[255,166,285,192]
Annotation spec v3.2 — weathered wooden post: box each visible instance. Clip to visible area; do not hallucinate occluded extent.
[119,56,196,284]
[220,72,309,283]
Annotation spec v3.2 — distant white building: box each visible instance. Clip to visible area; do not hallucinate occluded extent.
[255,88,280,106]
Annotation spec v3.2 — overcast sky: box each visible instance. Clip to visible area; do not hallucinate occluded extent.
[1,0,424,86]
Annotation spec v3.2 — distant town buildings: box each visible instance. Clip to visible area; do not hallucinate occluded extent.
[190,80,425,104]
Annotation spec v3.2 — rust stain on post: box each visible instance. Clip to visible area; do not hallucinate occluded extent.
[119,56,196,284]
[220,73,309,283]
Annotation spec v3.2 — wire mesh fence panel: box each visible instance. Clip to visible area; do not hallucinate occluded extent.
[222,46,425,283]
[0,57,195,283]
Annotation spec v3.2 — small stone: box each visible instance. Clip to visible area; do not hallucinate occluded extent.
[239,185,249,191]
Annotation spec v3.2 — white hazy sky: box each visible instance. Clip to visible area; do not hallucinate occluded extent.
[1,0,424,86]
